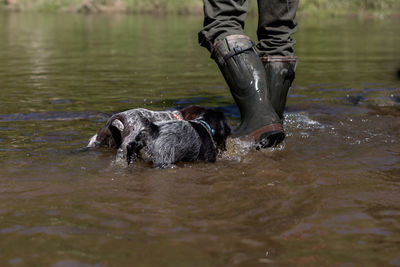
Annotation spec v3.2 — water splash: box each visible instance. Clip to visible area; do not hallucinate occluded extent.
[221,137,254,162]
[284,112,325,130]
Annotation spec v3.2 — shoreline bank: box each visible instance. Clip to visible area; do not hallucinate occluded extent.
[1,0,400,18]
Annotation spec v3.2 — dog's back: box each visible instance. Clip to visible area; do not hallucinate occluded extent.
[131,109,231,168]
[134,120,203,168]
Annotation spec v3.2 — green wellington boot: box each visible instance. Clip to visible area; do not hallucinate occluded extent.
[212,35,284,148]
[261,56,298,121]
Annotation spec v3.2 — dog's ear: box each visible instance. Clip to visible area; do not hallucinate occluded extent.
[209,111,231,151]
[223,119,231,138]
[181,105,206,120]
[216,118,231,150]
[111,119,124,132]
[108,119,124,148]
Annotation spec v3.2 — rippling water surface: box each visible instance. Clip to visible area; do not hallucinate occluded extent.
[0,13,400,266]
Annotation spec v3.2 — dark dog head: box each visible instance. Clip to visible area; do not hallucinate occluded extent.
[199,109,231,150]
[180,105,206,120]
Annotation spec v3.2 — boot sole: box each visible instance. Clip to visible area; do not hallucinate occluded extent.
[247,123,285,148]
[257,131,285,149]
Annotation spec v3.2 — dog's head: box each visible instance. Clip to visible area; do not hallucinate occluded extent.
[200,109,231,150]
[94,114,126,148]
[180,105,206,120]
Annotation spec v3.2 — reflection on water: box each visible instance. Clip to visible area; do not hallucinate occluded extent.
[0,13,400,266]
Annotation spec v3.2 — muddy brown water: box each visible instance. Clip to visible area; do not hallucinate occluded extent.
[0,13,400,266]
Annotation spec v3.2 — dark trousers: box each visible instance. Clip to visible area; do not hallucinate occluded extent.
[198,0,299,57]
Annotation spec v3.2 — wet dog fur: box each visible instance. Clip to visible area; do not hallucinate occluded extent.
[87,105,206,160]
[126,109,231,168]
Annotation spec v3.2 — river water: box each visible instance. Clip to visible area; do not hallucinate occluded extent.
[0,13,400,266]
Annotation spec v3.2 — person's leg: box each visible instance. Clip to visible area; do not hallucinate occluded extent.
[256,0,299,120]
[199,0,284,147]
[256,0,298,57]
[198,0,248,52]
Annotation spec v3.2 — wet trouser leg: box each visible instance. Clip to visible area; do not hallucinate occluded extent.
[198,0,248,52]
[256,0,298,57]
[198,0,299,58]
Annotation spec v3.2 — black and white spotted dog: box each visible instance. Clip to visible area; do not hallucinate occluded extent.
[87,105,205,160]
[126,109,231,168]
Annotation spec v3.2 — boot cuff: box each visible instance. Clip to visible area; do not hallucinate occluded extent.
[211,35,255,65]
[260,56,298,62]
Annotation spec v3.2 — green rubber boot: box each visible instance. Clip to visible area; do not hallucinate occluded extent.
[261,56,298,121]
[212,35,284,148]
